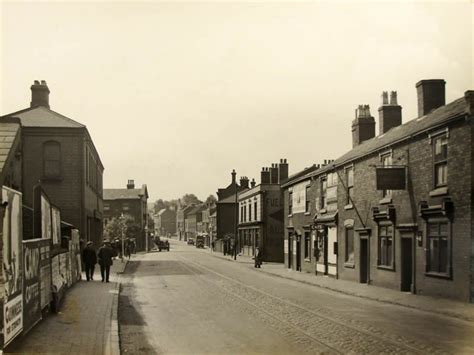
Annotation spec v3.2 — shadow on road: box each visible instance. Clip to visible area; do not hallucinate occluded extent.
[126,260,202,276]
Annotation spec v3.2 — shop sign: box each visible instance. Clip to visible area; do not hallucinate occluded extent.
[22,240,41,333]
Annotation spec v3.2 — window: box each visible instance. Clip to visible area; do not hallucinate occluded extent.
[288,191,293,215]
[243,205,247,222]
[346,167,354,205]
[304,231,311,260]
[122,203,130,211]
[345,228,354,264]
[378,224,394,267]
[321,177,327,209]
[433,136,448,187]
[240,206,243,222]
[305,186,311,213]
[104,203,110,211]
[43,141,61,178]
[381,153,393,198]
[254,201,257,220]
[427,221,449,274]
[248,204,252,222]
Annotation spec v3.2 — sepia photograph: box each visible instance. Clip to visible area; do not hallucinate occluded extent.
[0,0,473,354]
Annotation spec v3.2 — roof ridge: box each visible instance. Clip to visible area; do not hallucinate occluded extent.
[40,107,85,127]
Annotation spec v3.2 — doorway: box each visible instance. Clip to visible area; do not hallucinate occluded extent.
[296,236,301,272]
[288,236,293,269]
[401,237,413,292]
[360,238,368,283]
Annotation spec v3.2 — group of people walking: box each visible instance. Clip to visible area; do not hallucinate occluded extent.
[82,239,130,282]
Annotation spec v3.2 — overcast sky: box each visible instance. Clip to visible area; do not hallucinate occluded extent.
[1,0,472,202]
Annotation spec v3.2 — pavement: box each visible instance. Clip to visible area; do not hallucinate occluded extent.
[203,245,474,322]
[5,257,129,355]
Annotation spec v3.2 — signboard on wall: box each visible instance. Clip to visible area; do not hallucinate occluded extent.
[22,239,41,333]
[292,181,309,214]
[39,241,51,309]
[376,167,406,190]
[2,186,24,346]
[41,194,52,240]
[51,206,61,245]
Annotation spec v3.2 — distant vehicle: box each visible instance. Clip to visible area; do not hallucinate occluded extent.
[195,235,205,248]
[158,240,170,251]
[187,238,194,245]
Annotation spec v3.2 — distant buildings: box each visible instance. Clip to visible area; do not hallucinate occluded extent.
[103,179,149,251]
[154,208,176,237]
[1,81,104,245]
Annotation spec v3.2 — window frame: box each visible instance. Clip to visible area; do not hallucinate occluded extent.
[425,219,451,278]
[344,227,355,267]
[288,191,293,215]
[377,222,395,270]
[433,135,448,188]
[305,185,311,214]
[345,165,354,206]
[320,176,327,210]
[304,231,311,261]
[43,140,61,179]
[379,151,393,199]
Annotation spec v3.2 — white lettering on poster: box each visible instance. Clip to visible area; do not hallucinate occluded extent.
[4,295,23,345]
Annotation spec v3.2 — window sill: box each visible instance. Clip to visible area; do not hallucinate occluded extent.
[379,196,392,205]
[319,208,327,214]
[377,265,395,271]
[344,204,353,210]
[429,186,449,197]
[425,271,451,280]
[344,262,355,269]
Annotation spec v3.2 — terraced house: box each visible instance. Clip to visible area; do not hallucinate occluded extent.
[283,79,474,303]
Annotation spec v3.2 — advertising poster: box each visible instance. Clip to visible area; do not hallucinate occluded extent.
[59,253,68,288]
[41,194,52,240]
[51,255,63,293]
[70,229,81,282]
[2,186,23,346]
[51,206,61,246]
[291,182,309,214]
[22,239,41,333]
[39,242,51,309]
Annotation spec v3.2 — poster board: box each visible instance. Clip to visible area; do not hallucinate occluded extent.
[41,193,52,240]
[51,206,61,246]
[2,186,23,346]
[39,241,51,309]
[22,239,41,333]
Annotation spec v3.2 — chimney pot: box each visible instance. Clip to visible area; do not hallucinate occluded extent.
[381,91,389,105]
[30,80,50,108]
[127,179,135,189]
[378,91,402,134]
[416,79,446,117]
[352,104,375,147]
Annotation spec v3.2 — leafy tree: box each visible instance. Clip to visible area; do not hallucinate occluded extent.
[153,198,179,214]
[205,194,217,206]
[181,193,202,206]
[104,215,141,241]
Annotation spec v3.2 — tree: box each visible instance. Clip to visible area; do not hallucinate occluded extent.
[104,215,142,241]
[181,193,202,206]
[153,198,179,214]
[205,194,217,206]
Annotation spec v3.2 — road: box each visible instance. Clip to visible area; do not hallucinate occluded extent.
[119,239,474,354]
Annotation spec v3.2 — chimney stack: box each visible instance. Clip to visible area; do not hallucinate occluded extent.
[231,169,236,184]
[30,80,50,108]
[127,179,135,189]
[278,158,289,184]
[352,104,375,147]
[270,164,279,184]
[378,91,402,134]
[240,176,249,189]
[416,79,446,117]
[261,167,270,184]
[250,178,256,188]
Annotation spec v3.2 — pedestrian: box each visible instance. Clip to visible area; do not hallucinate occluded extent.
[255,247,263,268]
[82,241,97,281]
[125,240,131,259]
[211,240,215,252]
[98,239,114,282]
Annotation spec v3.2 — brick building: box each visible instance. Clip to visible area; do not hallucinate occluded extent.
[176,202,194,241]
[103,179,149,251]
[1,81,104,244]
[154,208,176,237]
[185,205,206,242]
[237,159,288,262]
[283,79,474,303]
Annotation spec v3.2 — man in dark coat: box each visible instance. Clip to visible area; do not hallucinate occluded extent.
[82,241,97,281]
[98,240,114,282]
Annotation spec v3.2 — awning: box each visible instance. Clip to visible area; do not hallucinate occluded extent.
[314,211,338,225]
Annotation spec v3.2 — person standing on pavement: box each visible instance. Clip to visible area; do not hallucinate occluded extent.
[82,241,97,281]
[98,240,114,282]
[255,247,263,268]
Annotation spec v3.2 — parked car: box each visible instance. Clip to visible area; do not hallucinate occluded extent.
[187,238,194,245]
[158,240,170,251]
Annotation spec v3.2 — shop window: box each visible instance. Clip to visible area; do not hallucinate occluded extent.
[427,221,450,275]
[304,231,311,260]
[433,136,448,188]
[378,224,394,268]
[345,227,354,264]
[43,141,61,178]
[288,191,293,215]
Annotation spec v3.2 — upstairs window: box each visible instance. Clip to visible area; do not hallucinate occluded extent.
[346,167,354,205]
[288,191,293,215]
[380,153,393,198]
[305,186,311,213]
[248,204,252,222]
[433,136,448,188]
[254,201,257,220]
[43,141,61,178]
[321,177,327,209]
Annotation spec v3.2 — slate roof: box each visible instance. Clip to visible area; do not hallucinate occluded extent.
[0,118,21,184]
[103,185,148,200]
[187,205,207,215]
[281,164,320,188]
[2,106,85,128]
[309,94,470,177]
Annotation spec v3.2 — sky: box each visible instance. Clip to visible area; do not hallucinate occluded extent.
[1,0,472,202]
